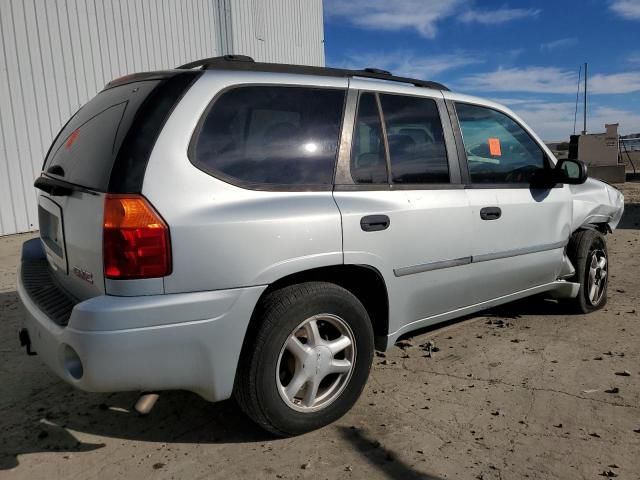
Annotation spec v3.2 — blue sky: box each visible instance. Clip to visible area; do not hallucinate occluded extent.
[323,0,640,141]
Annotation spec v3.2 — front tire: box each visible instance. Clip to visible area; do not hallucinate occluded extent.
[234,282,374,436]
[566,229,609,313]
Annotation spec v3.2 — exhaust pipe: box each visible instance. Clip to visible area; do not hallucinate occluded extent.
[134,392,159,415]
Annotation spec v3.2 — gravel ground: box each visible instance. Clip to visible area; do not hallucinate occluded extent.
[0,183,639,480]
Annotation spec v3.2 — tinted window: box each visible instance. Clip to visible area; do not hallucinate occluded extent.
[44,80,160,191]
[44,73,198,192]
[380,94,449,184]
[456,103,547,183]
[350,93,387,184]
[192,86,345,186]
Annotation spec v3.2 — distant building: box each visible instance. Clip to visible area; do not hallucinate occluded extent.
[569,124,626,183]
[545,141,570,160]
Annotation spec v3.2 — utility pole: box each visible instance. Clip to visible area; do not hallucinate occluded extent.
[573,65,582,135]
[582,62,588,135]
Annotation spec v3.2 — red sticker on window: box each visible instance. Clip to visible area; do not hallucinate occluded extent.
[488,137,501,156]
[65,129,80,150]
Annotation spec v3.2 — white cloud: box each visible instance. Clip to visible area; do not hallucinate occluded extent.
[458,7,540,24]
[629,52,640,64]
[333,50,483,79]
[460,66,577,93]
[324,1,540,38]
[495,100,640,140]
[540,38,578,51]
[324,0,465,38]
[509,101,577,140]
[590,72,640,93]
[610,0,640,19]
[459,66,640,94]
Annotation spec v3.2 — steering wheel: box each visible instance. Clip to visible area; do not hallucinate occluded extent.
[505,165,538,183]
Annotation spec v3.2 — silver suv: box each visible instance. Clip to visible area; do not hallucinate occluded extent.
[18,55,624,435]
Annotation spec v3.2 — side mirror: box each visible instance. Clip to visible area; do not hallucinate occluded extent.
[555,159,588,184]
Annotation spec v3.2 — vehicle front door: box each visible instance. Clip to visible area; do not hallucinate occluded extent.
[450,100,572,303]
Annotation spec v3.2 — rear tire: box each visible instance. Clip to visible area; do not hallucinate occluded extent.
[566,229,608,313]
[234,282,374,436]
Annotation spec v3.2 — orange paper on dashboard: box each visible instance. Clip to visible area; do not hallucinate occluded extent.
[488,137,501,156]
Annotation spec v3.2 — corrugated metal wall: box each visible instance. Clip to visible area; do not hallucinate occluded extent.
[229,0,324,66]
[0,0,324,236]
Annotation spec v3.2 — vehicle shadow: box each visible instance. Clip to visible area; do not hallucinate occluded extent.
[479,294,577,319]
[395,294,581,345]
[338,426,444,480]
[0,388,273,470]
[617,203,639,229]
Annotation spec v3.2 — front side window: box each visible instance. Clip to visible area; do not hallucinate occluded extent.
[192,86,345,186]
[456,103,547,183]
[380,94,449,184]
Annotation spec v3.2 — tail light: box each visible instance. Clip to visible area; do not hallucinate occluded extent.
[103,194,171,279]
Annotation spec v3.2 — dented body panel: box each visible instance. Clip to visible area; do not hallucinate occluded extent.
[570,178,625,232]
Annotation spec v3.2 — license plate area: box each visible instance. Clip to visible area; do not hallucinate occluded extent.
[38,196,68,274]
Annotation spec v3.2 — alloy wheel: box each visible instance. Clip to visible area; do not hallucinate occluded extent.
[276,314,356,413]
[587,249,607,306]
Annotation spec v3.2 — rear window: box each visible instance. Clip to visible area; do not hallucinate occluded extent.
[191,86,346,187]
[44,72,198,192]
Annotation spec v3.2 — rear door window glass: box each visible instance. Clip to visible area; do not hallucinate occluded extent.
[379,94,449,184]
[455,103,547,183]
[191,86,346,186]
[350,93,388,184]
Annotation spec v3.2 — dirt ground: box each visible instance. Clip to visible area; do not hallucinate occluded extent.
[1,184,639,480]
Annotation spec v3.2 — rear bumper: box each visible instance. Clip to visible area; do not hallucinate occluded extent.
[17,239,266,402]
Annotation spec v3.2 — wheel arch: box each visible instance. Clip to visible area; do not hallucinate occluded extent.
[243,264,390,353]
[572,222,612,235]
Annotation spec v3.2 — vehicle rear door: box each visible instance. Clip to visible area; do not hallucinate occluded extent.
[447,98,572,303]
[333,81,474,337]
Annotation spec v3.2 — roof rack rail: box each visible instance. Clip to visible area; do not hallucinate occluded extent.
[362,67,392,76]
[176,54,255,70]
[175,55,449,91]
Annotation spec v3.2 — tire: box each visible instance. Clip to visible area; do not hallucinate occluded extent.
[566,229,609,313]
[234,281,374,436]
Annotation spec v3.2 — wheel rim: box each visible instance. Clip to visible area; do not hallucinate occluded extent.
[587,248,607,306]
[276,313,356,413]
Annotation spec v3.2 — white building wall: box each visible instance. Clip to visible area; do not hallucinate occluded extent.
[0,0,324,236]
[229,0,324,66]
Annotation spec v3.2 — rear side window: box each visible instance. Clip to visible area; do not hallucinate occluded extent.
[379,94,449,184]
[191,86,346,187]
[456,103,547,183]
